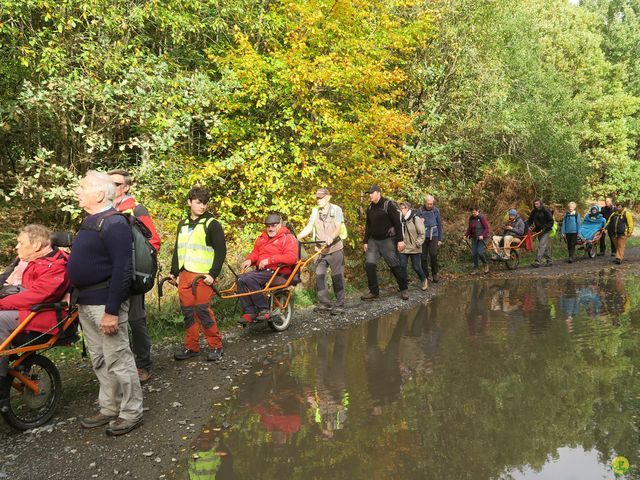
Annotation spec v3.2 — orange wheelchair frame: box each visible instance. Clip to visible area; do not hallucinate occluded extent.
[575,227,605,258]
[0,302,79,430]
[471,231,541,270]
[159,241,328,332]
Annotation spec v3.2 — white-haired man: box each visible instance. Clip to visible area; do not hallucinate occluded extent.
[67,171,143,436]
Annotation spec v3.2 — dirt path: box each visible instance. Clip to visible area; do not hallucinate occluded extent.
[1,248,638,480]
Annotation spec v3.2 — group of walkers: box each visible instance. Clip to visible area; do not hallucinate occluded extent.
[0,168,634,438]
[465,197,634,271]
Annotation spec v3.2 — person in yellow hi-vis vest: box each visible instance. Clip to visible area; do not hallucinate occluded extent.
[170,188,227,362]
[606,201,634,265]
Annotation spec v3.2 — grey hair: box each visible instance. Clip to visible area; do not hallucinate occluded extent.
[85,170,115,203]
[424,194,435,203]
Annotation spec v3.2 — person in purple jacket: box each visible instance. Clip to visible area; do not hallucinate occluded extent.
[68,171,143,436]
[463,207,490,274]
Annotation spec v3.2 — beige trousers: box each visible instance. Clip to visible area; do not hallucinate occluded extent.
[78,302,143,421]
[492,235,516,256]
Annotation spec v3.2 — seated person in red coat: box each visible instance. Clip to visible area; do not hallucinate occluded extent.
[237,213,298,324]
[0,225,70,403]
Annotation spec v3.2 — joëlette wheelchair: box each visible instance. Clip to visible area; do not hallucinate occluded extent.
[467,231,540,270]
[0,232,79,431]
[159,240,328,332]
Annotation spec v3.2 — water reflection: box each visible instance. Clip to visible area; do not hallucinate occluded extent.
[177,270,640,480]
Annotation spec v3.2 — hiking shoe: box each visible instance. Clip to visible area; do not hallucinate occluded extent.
[313,304,332,313]
[238,313,256,325]
[421,279,429,291]
[106,417,143,436]
[331,306,346,315]
[400,290,409,300]
[173,348,199,361]
[432,275,439,283]
[545,261,553,267]
[81,412,118,429]
[615,258,622,265]
[137,368,152,385]
[207,348,224,362]
[256,309,271,321]
[360,292,379,300]
[483,264,489,274]
[531,262,540,268]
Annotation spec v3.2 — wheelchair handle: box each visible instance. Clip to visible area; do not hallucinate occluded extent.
[191,275,221,297]
[158,276,177,298]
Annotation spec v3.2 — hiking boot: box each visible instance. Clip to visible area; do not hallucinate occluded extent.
[207,348,224,362]
[137,368,152,385]
[567,258,573,264]
[106,417,143,436]
[173,348,199,361]
[432,275,439,283]
[531,262,540,268]
[615,258,622,265]
[545,261,553,267]
[313,304,332,314]
[360,292,379,300]
[81,412,118,429]
[400,290,409,300]
[483,264,489,274]
[421,279,429,291]
[238,313,256,325]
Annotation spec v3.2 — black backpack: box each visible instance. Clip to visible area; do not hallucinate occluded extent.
[80,211,158,295]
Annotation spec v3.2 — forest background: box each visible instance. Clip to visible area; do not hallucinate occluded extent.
[1,0,640,265]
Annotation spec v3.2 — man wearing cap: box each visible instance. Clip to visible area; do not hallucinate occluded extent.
[297,188,347,314]
[491,209,526,260]
[170,187,226,362]
[361,185,409,300]
[237,213,299,323]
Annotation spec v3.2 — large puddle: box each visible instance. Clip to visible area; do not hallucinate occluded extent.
[176,270,640,479]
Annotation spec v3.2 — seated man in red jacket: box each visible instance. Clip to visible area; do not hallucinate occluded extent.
[238,213,298,324]
[0,224,70,403]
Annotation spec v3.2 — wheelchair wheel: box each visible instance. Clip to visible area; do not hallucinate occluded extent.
[268,291,293,332]
[504,250,520,270]
[2,354,61,431]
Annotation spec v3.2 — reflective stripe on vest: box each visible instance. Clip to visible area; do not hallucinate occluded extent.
[177,217,215,273]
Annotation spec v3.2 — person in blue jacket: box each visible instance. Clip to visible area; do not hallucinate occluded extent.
[579,205,607,246]
[417,195,444,283]
[561,202,581,263]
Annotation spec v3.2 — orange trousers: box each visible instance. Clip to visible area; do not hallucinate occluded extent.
[178,271,222,351]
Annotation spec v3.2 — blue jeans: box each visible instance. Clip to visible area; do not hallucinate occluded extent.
[399,253,426,282]
[471,238,487,267]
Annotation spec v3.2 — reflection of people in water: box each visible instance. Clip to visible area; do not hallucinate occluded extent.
[188,432,233,480]
[401,301,442,377]
[309,332,350,437]
[559,279,579,331]
[467,283,489,340]
[578,284,603,318]
[603,271,630,326]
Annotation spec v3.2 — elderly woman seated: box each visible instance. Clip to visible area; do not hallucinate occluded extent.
[0,225,70,403]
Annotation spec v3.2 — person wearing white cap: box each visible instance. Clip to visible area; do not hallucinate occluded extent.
[298,188,347,314]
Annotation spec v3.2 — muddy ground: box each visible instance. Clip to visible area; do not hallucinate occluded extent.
[1,248,638,480]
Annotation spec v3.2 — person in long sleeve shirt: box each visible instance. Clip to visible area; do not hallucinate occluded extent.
[361,185,409,301]
[170,188,227,362]
[417,195,444,282]
[464,207,490,273]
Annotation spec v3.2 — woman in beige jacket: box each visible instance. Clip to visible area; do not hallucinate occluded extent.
[399,202,428,290]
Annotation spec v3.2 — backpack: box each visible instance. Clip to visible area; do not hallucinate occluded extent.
[311,204,348,242]
[382,199,401,238]
[80,211,158,295]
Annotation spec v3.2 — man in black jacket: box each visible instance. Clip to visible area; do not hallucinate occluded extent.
[361,185,409,300]
[599,197,616,256]
[527,199,554,268]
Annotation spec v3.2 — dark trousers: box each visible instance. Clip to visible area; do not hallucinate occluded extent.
[471,238,487,267]
[237,269,276,313]
[365,237,408,294]
[399,253,426,282]
[565,233,577,260]
[316,250,346,307]
[128,294,152,371]
[599,231,616,255]
[421,237,439,277]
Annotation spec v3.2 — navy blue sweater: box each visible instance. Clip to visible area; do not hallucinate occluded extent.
[68,208,133,315]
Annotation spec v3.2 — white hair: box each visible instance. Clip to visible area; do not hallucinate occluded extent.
[85,170,115,203]
[424,194,435,203]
